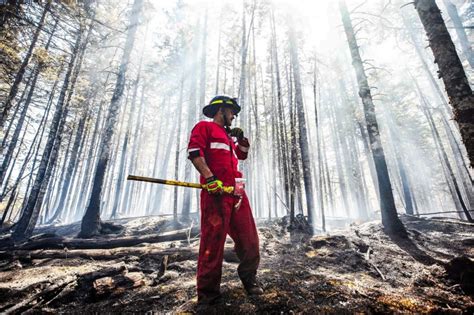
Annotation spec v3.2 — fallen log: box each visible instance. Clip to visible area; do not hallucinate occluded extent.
[6,247,198,261]
[5,244,240,265]
[1,227,200,251]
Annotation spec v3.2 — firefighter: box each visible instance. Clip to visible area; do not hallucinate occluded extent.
[187,95,263,307]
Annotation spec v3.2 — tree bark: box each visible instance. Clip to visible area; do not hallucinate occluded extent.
[414,0,474,168]
[339,0,406,235]
[288,20,316,226]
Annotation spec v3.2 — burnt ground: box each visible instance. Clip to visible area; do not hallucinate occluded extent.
[0,215,473,314]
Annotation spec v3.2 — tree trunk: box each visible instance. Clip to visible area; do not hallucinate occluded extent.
[339,0,406,235]
[403,11,472,186]
[288,65,297,225]
[80,0,143,238]
[182,19,201,220]
[414,0,474,168]
[288,20,316,226]
[312,60,326,231]
[63,114,90,222]
[47,19,94,223]
[47,114,87,223]
[123,83,146,214]
[270,9,290,206]
[173,78,185,221]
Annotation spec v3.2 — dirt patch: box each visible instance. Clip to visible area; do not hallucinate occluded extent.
[0,215,473,314]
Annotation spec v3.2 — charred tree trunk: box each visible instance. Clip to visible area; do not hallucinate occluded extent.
[80,0,143,238]
[403,12,472,186]
[414,0,474,168]
[270,8,290,207]
[288,20,315,226]
[288,66,297,225]
[339,0,406,235]
[312,61,326,231]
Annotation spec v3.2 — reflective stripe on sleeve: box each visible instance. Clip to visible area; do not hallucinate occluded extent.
[210,142,231,151]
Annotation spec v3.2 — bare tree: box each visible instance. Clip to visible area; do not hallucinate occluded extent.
[288,19,316,226]
[339,0,406,235]
[80,0,143,237]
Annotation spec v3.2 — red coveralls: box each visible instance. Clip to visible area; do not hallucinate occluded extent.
[187,121,260,303]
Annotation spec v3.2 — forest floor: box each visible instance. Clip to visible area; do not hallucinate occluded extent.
[0,215,473,314]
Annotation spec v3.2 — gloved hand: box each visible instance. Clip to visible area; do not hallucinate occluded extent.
[205,175,223,194]
[229,127,244,140]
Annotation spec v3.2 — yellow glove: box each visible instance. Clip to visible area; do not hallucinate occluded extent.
[205,176,223,194]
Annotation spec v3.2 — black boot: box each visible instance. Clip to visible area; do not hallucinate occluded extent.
[196,293,222,313]
[242,276,264,295]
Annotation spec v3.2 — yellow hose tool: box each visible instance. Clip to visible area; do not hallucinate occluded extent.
[127,175,234,194]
